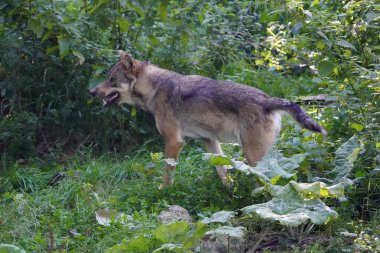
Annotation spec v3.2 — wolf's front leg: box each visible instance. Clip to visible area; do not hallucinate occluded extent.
[159,140,184,190]
[203,139,234,188]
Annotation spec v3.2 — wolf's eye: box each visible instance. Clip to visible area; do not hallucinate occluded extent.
[109,77,116,83]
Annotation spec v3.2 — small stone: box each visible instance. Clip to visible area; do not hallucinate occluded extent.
[158,205,191,224]
[67,228,81,237]
[49,172,66,186]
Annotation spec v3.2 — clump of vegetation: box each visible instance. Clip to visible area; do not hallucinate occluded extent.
[0,0,379,252]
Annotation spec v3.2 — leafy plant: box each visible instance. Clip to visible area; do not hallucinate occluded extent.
[205,136,361,228]
[1,0,379,252]
[106,221,207,253]
[0,244,26,253]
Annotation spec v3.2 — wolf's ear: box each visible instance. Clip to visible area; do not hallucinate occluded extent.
[118,50,134,71]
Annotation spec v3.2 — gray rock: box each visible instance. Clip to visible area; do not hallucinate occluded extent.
[196,233,246,253]
[158,205,192,224]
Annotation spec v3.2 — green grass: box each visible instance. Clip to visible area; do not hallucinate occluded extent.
[1,122,378,253]
[0,141,246,252]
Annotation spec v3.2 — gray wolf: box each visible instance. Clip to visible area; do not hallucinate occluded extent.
[90,50,326,189]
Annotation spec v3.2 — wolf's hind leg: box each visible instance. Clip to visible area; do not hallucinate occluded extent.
[203,139,233,188]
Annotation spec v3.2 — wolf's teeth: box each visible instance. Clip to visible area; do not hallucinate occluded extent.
[103,99,107,105]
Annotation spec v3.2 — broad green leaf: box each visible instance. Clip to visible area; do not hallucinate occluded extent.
[126,1,145,17]
[46,45,58,55]
[192,222,207,239]
[205,226,246,238]
[0,244,26,253]
[290,181,345,199]
[148,35,160,45]
[152,244,183,253]
[107,235,150,253]
[317,31,329,41]
[181,31,190,45]
[159,0,169,20]
[232,160,271,184]
[127,235,151,252]
[201,211,236,224]
[311,0,319,8]
[350,122,364,131]
[270,175,282,185]
[325,135,361,185]
[28,19,44,38]
[336,39,356,51]
[203,153,231,166]
[242,184,338,226]
[370,167,380,176]
[116,17,129,32]
[318,60,335,77]
[57,36,72,58]
[198,4,209,23]
[234,150,306,185]
[183,222,207,249]
[365,11,379,22]
[154,222,189,243]
[89,0,109,14]
[347,148,360,164]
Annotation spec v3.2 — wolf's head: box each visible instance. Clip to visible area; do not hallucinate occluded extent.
[90,50,142,107]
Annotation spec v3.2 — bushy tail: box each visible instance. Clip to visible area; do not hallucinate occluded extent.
[267,97,327,136]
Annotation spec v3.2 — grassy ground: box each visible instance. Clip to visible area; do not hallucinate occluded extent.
[0,140,239,252]
[1,136,378,252]
[0,70,378,253]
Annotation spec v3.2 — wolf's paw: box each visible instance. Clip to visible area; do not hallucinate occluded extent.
[158,181,173,190]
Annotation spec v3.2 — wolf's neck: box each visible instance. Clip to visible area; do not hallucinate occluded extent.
[144,64,180,85]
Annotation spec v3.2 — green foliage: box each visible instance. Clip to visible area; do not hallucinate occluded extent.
[241,182,339,227]
[205,145,348,227]
[321,135,361,186]
[106,235,152,253]
[201,211,236,224]
[0,112,37,158]
[205,226,246,239]
[0,244,26,253]
[106,220,207,252]
[0,0,379,251]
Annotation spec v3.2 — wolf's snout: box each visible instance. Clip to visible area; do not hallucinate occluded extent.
[90,88,97,97]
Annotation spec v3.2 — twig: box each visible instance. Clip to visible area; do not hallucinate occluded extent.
[249,233,266,253]
[252,238,279,252]
[47,223,55,253]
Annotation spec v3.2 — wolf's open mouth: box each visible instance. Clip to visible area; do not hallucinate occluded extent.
[103,92,120,107]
